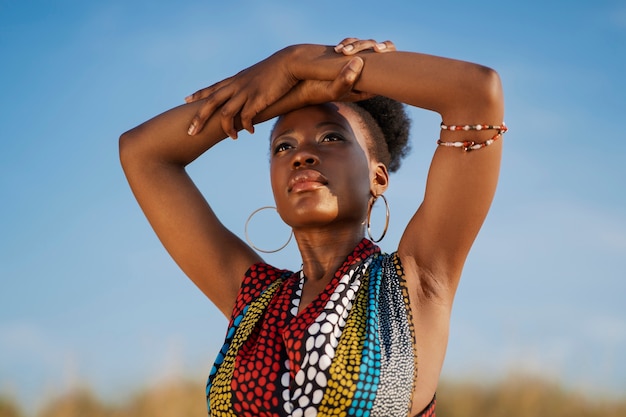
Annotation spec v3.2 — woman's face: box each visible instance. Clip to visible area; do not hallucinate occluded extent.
[270,103,382,230]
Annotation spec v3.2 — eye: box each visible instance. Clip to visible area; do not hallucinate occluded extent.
[321,132,344,143]
[273,142,293,154]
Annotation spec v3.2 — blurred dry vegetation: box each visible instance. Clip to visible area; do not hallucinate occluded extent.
[1,375,625,417]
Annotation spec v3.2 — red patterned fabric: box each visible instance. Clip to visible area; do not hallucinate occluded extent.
[224,240,377,416]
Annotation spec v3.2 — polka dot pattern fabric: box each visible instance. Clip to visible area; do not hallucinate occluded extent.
[206,239,432,416]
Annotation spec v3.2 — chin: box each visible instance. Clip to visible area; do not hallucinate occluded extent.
[286,204,339,228]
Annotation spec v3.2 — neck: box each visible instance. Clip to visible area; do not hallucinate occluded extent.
[294,225,366,283]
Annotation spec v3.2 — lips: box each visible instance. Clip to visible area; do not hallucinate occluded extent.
[287,169,328,192]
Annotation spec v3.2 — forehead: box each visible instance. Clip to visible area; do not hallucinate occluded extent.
[272,103,364,140]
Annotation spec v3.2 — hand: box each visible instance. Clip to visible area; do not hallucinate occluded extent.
[188,56,366,138]
[331,38,396,102]
[185,40,395,138]
[185,47,301,138]
[276,56,368,107]
[334,38,397,55]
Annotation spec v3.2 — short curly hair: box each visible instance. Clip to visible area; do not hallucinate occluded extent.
[344,96,411,173]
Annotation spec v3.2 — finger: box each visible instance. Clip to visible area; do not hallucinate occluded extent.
[184,77,233,103]
[373,40,396,53]
[335,39,386,55]
[343,56,364,83]
[187,101,214,136]
[334,37,358,51]
[330,57,364,97]
[334,37,359,53]
[230,90,272,136]
[187,86,235,135]
[185,86,215,103]
[219,93,249,139]
[237,88,274,134]
[239,101,261,134]
[336,39,376,55]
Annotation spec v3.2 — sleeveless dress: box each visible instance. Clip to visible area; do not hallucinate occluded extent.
[206,239,436,417]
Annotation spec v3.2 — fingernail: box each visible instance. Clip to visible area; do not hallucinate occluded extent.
[348,57,363,71]
[376,42,387,50]
[187,123,196,136]
[343,44,354,52]
[184,95,192,103]
[334,44,344,52]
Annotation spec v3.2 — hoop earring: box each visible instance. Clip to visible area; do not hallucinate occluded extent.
[245,206,293,253]
[367,194,390,243]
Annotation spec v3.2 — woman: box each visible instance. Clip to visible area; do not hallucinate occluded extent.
[120,38,505,416]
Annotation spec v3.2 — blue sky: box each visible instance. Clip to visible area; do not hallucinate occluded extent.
[1,0,625,412]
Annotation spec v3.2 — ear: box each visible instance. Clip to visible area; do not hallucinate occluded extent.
[371,162,389,196]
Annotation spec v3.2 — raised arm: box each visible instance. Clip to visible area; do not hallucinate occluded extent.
[119,51,369,316]
[119,101,261,316]
[333,40,504,411]
[331,40,504,303]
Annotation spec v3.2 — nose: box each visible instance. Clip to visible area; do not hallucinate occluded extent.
[292,147,319,169]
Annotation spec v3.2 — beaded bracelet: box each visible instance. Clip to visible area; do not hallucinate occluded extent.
[440,122,507,132]
[437,122,508,152]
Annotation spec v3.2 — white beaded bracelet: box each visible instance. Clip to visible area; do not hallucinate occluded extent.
[437,122,507,152]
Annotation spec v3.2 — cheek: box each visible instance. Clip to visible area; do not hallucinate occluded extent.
[340,158,374,208]
[269,162,282,199]
[269,159,295,220]
[352,172,374,206]
[353,153,375,190]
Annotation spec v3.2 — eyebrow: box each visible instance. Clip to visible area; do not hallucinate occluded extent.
[272,121,348,142]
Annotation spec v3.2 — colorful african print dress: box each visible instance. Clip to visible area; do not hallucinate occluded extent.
[206,239,435,417]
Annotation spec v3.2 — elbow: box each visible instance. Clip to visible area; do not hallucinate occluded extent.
[475,65,504,115]
[118,128,134,170]
[439,63,504,120]
[485,65,504,104]
[118,125,147,172]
